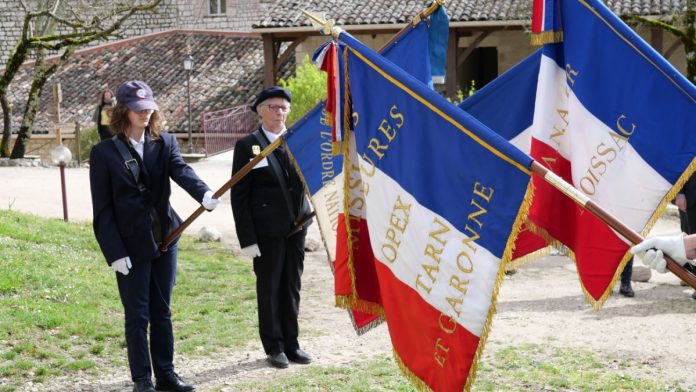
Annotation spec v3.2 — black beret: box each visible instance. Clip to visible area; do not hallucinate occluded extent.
[251,86,291,113]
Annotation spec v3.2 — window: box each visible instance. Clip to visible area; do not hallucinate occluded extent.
[209,0,226,15]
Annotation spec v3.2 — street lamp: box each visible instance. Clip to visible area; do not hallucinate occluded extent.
[50,144,72,222]
[183,53,194,154]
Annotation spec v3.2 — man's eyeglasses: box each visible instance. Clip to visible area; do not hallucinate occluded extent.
[263,104,291,112]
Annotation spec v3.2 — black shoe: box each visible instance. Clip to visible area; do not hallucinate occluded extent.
[133,379,156,392]
[691,291,696,300]
[267,352,290,369]
[155,372,195,392]
[619,283,635,297]
[285,348,312,364]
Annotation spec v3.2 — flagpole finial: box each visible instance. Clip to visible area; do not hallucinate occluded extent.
[302,9,343,38]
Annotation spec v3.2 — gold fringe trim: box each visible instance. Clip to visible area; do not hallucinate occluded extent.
[505,245,554,271]
[520,156,696,310]
[335,295,385,317]
[339,49,363,306]
[523,221,569,255]
[351,313,385,336]
[462,179,535,391]
[387,180,535,391]
[332,141,343,155]
[640,156,696,239]
[394,350,432,392]
[579,159,696,309]
[530,31,564,46]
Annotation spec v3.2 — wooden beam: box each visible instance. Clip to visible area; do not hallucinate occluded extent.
[262,34,276,87]
[664,40,682,60]
[650,27,663,54]
[446,29,459,99]
[274,37,306,72]
[457,31,491,67]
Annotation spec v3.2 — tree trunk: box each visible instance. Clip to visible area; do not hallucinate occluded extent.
[0,93,11,157]
[10,45,75,159]
[10,53,49,159]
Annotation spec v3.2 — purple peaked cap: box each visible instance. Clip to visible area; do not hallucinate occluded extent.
[116,80,159,111]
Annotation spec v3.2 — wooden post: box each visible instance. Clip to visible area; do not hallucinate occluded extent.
[75,121,82,165]
[52,83,62,144]
[445,29,459,100]
[262,34,277,88]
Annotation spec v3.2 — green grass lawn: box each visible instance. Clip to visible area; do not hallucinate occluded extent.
[229,345,686,392]
[0,210,690,391]
[0,210,257,391]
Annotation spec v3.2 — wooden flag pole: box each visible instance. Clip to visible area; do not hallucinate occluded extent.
[159,134,285,251]
[531,161,696,289]
[378,0,445,52]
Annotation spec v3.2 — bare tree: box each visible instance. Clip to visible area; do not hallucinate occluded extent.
[624,0,695,84]
[0,0,162,158]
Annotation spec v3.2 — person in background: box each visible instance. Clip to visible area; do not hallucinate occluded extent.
[230,86,313,369]
[94,88,116,141]
[90,80,219,392]
[619,258,635,297]
[675,174,696,299]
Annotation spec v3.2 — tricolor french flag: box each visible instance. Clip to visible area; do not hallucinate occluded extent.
[312,41,343,146]
[340,31,533,391]
[463,0,696,307]
[288,19,441,332]
[531,0,563,45]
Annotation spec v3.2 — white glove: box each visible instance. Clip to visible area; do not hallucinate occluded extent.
[640,249,668,273]
[241,244,261,258]
[630,234,693,273]
[202,190,219,211]
[110,256,132,275]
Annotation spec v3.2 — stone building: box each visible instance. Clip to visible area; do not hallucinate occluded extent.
[0,0,270,63]
[1,0,691,159]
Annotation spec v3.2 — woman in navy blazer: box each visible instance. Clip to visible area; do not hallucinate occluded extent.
[89,81,218,392]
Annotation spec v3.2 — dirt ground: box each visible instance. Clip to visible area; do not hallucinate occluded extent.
[2,154,695,391]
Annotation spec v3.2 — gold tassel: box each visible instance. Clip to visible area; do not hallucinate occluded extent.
[530,31,564,46]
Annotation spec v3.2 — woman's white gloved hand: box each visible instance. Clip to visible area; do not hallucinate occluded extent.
[202,190,219,211]
[241,244,261,259]
[110,256,132,275]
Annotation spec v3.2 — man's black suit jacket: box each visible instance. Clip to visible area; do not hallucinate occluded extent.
[90,132,210,265]
[230,129,309,248]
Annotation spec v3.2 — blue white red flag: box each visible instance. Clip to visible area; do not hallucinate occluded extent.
[531,0,563,45]
[339,31,533,391]
[469,0,696,307]
[459,50,549,265]
[286,18,443,332]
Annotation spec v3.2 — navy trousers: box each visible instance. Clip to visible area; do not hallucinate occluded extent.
[116,246,178,381]
[253,229,306,355]
[621,257,633,286]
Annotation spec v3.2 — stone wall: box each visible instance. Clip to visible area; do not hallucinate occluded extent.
[0,0,267,64]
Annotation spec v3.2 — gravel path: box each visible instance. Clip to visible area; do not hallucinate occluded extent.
[3,154,695,391]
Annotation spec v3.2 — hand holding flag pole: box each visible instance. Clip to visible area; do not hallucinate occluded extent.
[532,162,696,289]
[159,134,286,252]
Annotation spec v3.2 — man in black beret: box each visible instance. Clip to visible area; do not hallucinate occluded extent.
[230,86,313,369]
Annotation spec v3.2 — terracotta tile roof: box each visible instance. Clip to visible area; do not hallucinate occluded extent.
[253,0,687,28]
[7,30,295,134]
